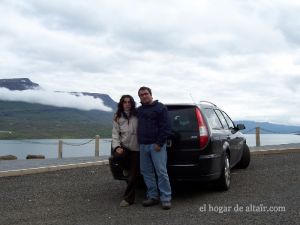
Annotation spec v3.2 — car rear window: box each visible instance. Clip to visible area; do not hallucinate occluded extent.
[167,106,198,132]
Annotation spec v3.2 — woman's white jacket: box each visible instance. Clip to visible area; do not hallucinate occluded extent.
[112,115,139,151]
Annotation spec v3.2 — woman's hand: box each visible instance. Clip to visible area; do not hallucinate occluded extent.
[116,147,124,155]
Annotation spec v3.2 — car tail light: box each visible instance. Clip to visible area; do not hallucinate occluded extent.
[195,108,209,150]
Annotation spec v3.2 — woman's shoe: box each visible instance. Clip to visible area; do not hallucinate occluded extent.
[119,200,130,207]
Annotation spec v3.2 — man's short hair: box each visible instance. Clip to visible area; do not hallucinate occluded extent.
[138,86,152,96]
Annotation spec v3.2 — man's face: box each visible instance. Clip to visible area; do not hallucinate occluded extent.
[138,89,153,105]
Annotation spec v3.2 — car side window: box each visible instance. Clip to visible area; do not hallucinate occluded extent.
[222,111,235,129]
[215,110,229,129]
[204,108,223,129]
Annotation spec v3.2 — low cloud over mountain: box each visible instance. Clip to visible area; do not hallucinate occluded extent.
[0,78,113,111]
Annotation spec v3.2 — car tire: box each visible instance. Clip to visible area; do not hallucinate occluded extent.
[215,152,230,191]
[236,144,250,169]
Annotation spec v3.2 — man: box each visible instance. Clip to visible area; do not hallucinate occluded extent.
[137,86,172,210]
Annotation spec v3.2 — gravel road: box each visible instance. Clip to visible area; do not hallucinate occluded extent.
[0,152,299,225]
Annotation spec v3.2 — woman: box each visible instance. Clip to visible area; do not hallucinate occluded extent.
[112,95,139,207]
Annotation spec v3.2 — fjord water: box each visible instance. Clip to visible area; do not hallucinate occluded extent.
[0,139,112,160]
[243,134,300,146]
[0,134,300,159]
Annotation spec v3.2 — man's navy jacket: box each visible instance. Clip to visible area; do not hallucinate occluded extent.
[137,100,171,147]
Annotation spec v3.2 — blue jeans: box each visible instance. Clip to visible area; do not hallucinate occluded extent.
[140,144,172,201]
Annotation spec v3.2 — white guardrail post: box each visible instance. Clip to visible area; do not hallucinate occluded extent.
[95,135,100,157]
[256,127,261,147]
[58,140,63,159]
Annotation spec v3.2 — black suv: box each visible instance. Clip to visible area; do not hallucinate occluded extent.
[109,102,250,190]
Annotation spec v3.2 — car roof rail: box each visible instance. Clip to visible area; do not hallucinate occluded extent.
[199,101,217,107]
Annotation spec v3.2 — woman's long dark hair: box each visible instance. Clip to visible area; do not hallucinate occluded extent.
[114,95,136,121]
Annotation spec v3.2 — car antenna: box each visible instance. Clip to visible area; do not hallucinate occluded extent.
[189,93,197,104]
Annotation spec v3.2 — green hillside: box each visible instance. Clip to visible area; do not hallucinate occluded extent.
[0,101,114,139]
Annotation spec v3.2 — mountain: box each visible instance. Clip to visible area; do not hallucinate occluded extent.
[0,100,114,139]
[235,120,300,134]
[0,78,117,139]
[0,78,40,90]
[0,78,117,110]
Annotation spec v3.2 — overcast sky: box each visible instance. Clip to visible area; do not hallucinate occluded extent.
[0,0,300,125]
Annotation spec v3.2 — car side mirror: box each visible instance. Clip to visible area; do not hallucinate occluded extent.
[236,124,245,130]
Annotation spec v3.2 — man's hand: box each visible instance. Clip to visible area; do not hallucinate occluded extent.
[154,144,161,152]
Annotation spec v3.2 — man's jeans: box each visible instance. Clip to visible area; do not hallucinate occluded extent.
[140,144,172,201]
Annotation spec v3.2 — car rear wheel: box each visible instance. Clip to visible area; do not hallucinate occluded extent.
[236,144,250,169]
[215,152,230,191]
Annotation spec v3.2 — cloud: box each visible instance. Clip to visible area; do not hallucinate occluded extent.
[0,88,112,112]
[0,0,300,125]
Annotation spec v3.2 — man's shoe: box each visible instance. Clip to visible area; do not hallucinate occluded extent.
[161,201,171,210]
[142,198,159,207]
[119,200,130,207]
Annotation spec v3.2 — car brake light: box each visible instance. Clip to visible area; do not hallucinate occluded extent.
[195,108,209,150]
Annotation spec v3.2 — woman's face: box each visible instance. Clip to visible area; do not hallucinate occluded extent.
[123,97,131,111]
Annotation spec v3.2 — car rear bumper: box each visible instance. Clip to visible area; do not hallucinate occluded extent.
[167,153,223,181]
[109,153,224,182]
